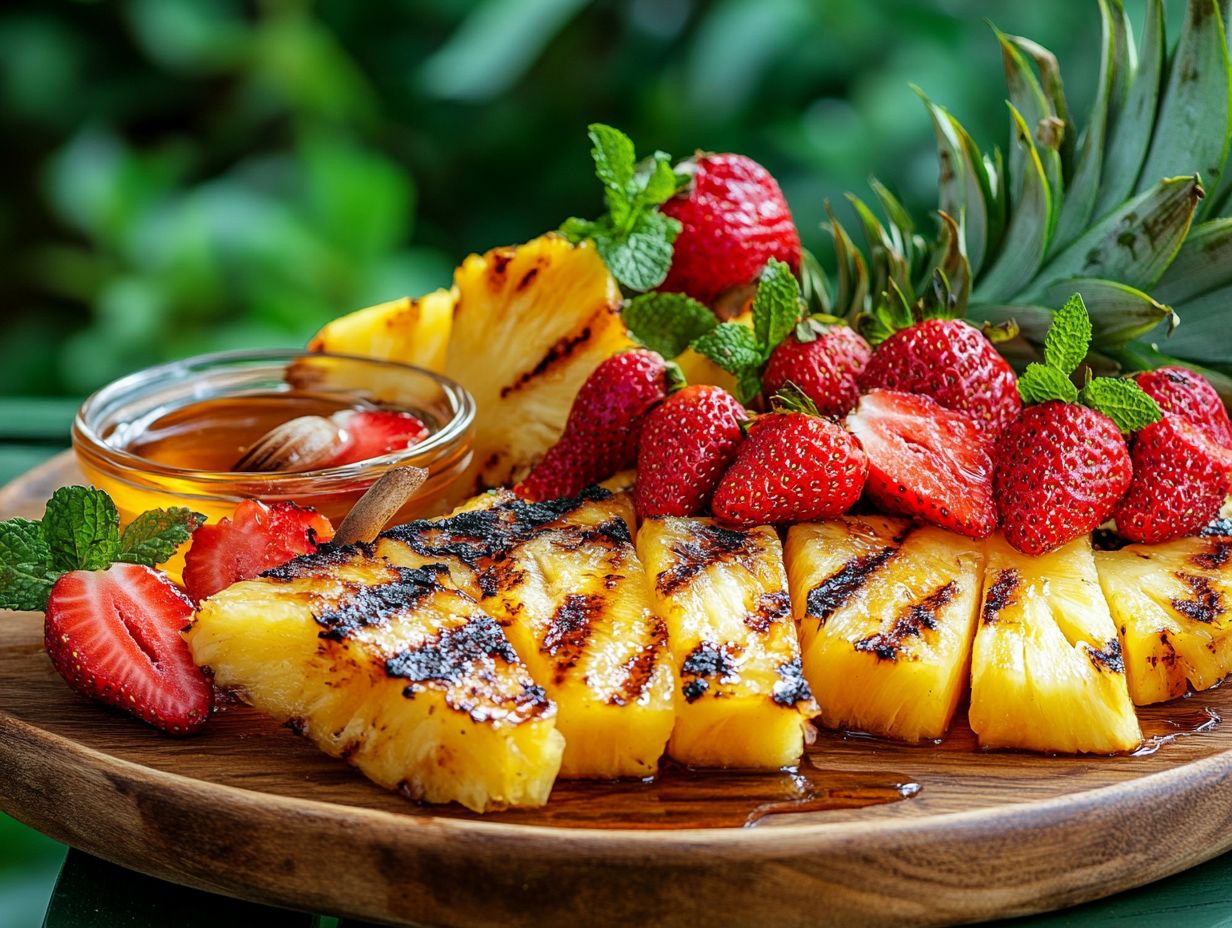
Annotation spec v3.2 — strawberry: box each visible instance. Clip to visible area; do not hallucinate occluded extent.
[1135,366,1232,449]
[183,500,334,603]
[330,410,429,466]
[45,564,212,734]
[1113,416,1232,544]
[845,389,998,538]
[995,402,1133,555]
[517,349,671,501]
[858,318,1021,436]
[762,320,871,417]
[634,385,747,518]
[712,390,867,527]
[659,153,801,307]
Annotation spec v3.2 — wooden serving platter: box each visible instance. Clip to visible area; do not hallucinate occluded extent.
[4,453,1232,927]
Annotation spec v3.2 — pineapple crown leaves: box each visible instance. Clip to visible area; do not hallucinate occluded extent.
[559,124,689,292]
[822,0,1232,392]
[1017,293,1162,432]
[622,258,807,404]
[0,486,203,612]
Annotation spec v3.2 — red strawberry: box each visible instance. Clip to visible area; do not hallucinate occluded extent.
[762,322,871,417]
[182,500,334,603]
[45,564,212,735]
[330,410,429,466]
[659,153,801,307]
[1135,366,1232,449]
[712,403,867,527]
[517,349,671,501]
[845,389,998,538]
[995,402,1132,555]
[858,318,1021,436]
[634,385,747,518]
[1114,417,1232,544]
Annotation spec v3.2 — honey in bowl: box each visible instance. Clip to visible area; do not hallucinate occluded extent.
[72,350,477,579]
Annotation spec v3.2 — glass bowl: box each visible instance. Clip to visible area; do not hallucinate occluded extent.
[72,349,476,535]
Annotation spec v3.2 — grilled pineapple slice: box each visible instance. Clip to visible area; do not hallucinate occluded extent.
[377,487,675,778]
[186,552,563,812]
[784,516,983,742]
[446,234,632,491]
[636,518,817,768]
[970,534,1141,754]
[1095,533,1232,705]
[308,289,454,372]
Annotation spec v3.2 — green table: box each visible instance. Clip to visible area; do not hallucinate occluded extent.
[3,398,1231,928]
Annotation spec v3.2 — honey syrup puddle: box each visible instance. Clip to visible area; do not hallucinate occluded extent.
[1130,707,1222,757]
[461,758,921,830]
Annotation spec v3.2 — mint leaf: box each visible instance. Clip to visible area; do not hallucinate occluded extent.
[1079,377,1163,433]
[43,486,120,573]
[623,293,717,359]
[559,216,600,244]
[119,507,205,568]
[1043,294,1092,376]
[691,323,762,375]
[752,258,802,352]
[595,211,681,291]
[636,153,681,209]
[1018,362,1078,405]
[588,124,637,225]
[0,519,56,611]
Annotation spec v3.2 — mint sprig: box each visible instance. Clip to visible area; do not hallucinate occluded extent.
[560,124,688,291]
[623,292,717,359]
[1017,293,1162,433]
[0,486,203,612]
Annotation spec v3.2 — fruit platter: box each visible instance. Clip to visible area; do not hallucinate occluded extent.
[5,3,1232,926]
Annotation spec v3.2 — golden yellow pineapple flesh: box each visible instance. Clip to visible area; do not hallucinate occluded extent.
[636,517,817,769]
[377,487,676,779]
[970,533,1141,754]
[1096,533,1232,706]
[784,516,983,742]
[446,234,632,491]
[308,289,455,373]
[186,551,563,812]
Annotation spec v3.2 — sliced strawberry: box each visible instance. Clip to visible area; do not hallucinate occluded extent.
[45,564,212,735]
[182,500,334,603]
[845,389,998,538]
[330,410,429,465]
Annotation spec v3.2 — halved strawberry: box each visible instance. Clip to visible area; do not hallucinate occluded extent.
[845,389,998,538]
[331,410,429,465]
[45,564,212,735]
[182,500,334,603]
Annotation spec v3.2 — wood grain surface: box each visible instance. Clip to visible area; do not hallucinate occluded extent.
[4,452,1232,927]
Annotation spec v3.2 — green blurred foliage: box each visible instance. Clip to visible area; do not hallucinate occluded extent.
[0,0,1183,401]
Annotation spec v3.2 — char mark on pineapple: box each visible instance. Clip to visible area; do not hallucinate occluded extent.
[609,617,667,707]
[982,569,1021,625]
[386,486,614,570]
[313,564,451,641]
[1085,638,1126,674]
[805,545,899,623]
[654,522,762,596]
[262,541,376,582]
[771,657,813,708]
[540,593,603,683]
[499,322,595,399]
[854,581,958,661]
[1172,573,1224,624]
[1191,538,1232,570]
[745,591,791,634]
[679,640,741,703]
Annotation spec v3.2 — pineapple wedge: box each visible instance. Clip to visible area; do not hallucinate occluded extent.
[308,289,455,373]
[186,552,564,812]
[970,534,1141,754]
[1095,533,1232,705]
[377,487,676,779]
[446,234,633,491]
[636,517,817,769]
[784,516,983,742]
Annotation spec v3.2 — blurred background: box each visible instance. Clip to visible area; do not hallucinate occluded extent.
[0,0,1186,923]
